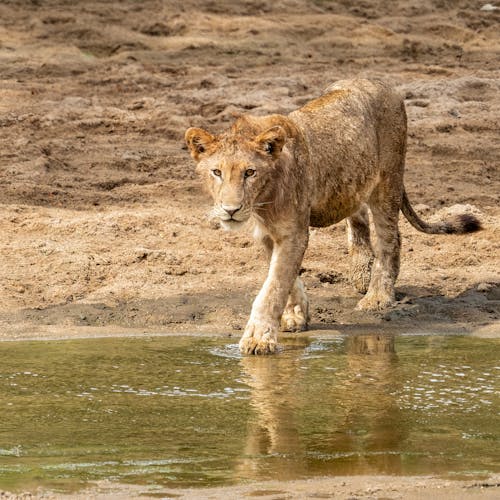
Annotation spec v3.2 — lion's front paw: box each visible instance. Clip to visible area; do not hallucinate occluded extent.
[356,291,394,311]
[281,304,308,332]
[239,320,278,355]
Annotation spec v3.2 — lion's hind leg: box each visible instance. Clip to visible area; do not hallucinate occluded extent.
[281,277,309,332]
[356,192,401,311]
[346,205,374,294]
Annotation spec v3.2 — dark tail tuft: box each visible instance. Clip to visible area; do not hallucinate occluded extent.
[401,190,482,235]
[443,213,482,234]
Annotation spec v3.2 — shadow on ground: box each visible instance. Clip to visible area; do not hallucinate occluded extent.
[3,283,498,336]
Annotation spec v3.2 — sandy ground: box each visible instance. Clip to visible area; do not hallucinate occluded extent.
[2,475,500,499]
[0,0,499,497]
[75,475,500,499]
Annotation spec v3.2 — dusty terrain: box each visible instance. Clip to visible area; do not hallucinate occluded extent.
[0,0,499,496]
[0,0,499,341]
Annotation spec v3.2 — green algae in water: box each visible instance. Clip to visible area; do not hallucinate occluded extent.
[0,334,498,493]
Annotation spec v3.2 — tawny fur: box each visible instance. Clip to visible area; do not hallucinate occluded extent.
[185,79,481,355]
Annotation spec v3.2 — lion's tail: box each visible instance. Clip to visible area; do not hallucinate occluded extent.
[401,190,481,234]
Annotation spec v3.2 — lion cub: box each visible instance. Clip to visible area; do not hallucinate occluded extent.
[185,79,480,355]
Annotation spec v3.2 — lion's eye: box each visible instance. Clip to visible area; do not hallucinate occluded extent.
[212,169,222,177]
[244,168,256,178]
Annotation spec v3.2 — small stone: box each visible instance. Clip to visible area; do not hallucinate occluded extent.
[414,203,431,212]
[208,219,221,230]
[480,4,499,11]
[317,271,340,284]
[128,101,145,110]
[477,282,492,292]
[411,100,429,107]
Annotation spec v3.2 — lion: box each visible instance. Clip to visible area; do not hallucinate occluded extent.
[185,79,480,355]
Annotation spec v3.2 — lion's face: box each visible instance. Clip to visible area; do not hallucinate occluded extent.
[185,123,287,230]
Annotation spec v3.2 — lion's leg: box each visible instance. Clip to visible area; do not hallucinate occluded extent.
[357,195,401,311]
[281,277,309,332]
[240,229,308,354]
[260,234,309,333]
[346,205,374,294]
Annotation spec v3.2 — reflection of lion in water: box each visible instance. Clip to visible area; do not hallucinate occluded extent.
[185,79,480,355]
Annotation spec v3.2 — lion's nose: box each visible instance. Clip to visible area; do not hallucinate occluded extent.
[222,205,241,217]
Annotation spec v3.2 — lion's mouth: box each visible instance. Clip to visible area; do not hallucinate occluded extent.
[220,213,246,222]
[212,205,251,229]
[220,216,249,231]
[219,211,250,224]
[222,216,246,224]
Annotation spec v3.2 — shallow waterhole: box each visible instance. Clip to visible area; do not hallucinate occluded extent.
[0,334,498,494]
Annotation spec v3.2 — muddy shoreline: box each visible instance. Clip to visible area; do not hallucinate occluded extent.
[61,475,500,500]
[0,320,498,343]
[3,475,500,499]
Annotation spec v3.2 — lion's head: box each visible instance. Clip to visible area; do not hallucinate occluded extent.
[185,115,294,230]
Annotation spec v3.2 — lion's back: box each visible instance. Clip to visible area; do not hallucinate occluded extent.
[289,78,406,171]
[287,79,407,225]
[290,78,405,140]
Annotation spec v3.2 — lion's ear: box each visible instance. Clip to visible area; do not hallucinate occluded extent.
[255,126,287,159]
[185,127,215,162]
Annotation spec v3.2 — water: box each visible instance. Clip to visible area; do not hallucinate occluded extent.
[0,334,498,493]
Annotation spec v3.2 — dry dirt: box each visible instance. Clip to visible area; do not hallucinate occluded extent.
[1,0,499,341]
[0,0,499,495]
[0,0,500,339]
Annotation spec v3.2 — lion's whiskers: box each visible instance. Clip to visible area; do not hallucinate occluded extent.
[207,208,220,220]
